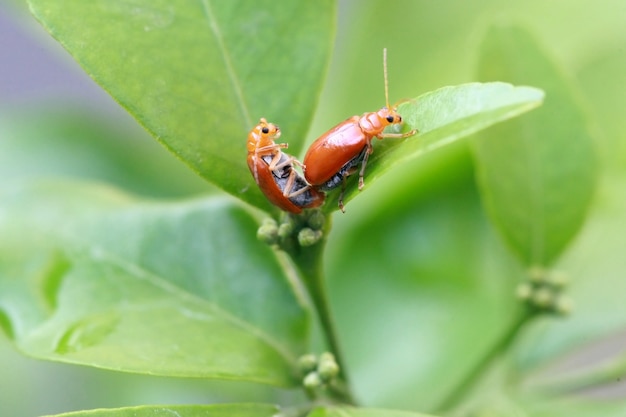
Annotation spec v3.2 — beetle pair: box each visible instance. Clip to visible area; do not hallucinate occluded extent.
[247,49,417,214]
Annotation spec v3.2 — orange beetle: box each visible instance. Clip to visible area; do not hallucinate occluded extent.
[303,49,417,211]
[247,118,325,214]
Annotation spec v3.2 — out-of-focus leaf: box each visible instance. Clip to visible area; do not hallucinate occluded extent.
[325,172,523,410]
[307,406,439,417]
[472,24,596,266]
[577,50,626,168]
[526,399,626,417]
[0,108,209,198]
[42,403,280,417]
[524,332,626,395]
[27,0,335,212]
[0,180,308,386]
[442,350,626,417]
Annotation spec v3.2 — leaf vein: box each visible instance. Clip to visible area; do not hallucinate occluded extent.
[64,236,298,366]
[201,0,253,129]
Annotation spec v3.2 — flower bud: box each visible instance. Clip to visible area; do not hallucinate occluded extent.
[277,221,294,239]
[554,295,574,315]
[257,219,278,244]
[297,354,318,374]
[318,355,339,380]
[532,287,554,308]
[303,371,322,389]
[307,209,326,230]
[298,228,323,247]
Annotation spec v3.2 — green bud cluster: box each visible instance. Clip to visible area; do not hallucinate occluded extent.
[256,208,326,249]
[517,266,573,315]
[297,352,340,390]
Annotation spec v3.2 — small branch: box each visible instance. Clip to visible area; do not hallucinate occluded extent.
[434,306,535,413]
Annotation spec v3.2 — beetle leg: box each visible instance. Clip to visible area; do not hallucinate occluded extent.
[358,142,374,190]
[252,155,260,183]
[267,152,305,174]
[282,169,312,199]
[273,158,296,171]
[338,176,347,213]
[255,146,289,177]
[291,158,306,170]
[282,165,313,199]
[267,152,298,173]
[288,187,310,198]
[254,149,283,180]
[377,129,417,139]
[282,169,297,197]
[287,184,311,198]
[266,152,287,171]
[256,142,288,154]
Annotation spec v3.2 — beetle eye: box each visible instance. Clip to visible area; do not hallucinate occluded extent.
[261,127,270,134]
[386,115,395,123]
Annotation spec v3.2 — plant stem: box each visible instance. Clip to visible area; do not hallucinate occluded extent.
[291,219,357,404]
[304,259,344,372]
[434,307,535,413]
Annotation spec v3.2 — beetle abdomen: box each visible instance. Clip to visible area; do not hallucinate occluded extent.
[316,146,369,191]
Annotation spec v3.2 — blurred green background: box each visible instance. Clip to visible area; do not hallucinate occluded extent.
[1,0,625,416]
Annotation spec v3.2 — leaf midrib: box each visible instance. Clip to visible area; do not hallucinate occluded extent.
[201,0,253,130]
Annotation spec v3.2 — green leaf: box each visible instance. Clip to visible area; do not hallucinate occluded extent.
[0,180,308,386]
[43,403,280,417]
[472,24,597,266]
[27,0,336,212]
[326,82,545,210]
[308,406,439,417]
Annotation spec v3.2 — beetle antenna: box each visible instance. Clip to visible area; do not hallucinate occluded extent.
[383,47,390,109]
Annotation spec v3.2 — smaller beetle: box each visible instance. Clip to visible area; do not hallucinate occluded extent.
[303,48,417,211]
[247,118,325,214]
